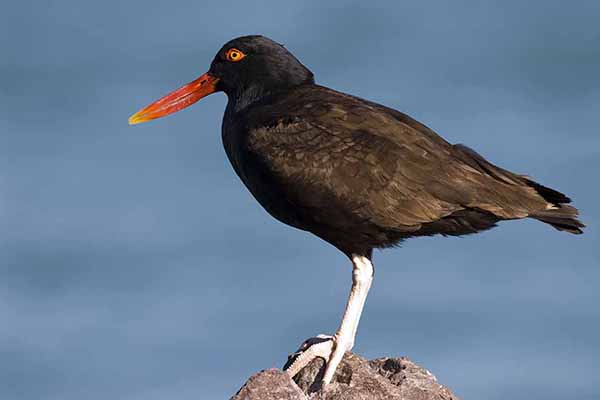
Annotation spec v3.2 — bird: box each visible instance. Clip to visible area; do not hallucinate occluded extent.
[129,35,584,386]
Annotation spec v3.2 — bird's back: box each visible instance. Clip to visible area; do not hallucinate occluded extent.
[225,84,583,253]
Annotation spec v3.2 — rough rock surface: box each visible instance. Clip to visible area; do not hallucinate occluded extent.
[231,352,459,400]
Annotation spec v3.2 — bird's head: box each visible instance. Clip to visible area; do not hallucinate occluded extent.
[129,35,314,125]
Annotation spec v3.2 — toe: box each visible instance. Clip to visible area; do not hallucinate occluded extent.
[284,336,334,377]
[321,335,352,385]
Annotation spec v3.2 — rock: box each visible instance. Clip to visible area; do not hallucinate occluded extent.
[230,352,459,400]
[231,368,306,400]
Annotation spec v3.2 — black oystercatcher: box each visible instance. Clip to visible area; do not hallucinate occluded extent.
[129,35,584,385]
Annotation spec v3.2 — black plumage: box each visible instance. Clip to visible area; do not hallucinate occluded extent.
[214,36,583,257]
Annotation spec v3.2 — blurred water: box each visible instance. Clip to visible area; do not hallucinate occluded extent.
[1,1,599,399]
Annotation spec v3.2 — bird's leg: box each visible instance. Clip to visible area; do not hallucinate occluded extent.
[284,254,374,386]
[322,254,373,384]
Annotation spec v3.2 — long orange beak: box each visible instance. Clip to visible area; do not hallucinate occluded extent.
[128,72,219,125]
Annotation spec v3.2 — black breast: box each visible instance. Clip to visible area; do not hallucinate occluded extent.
[222,102,309,232]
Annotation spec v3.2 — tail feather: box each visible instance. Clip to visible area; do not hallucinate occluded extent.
[524,178,571,205]
[530,204,585,234]
[452,144,585,235]
[525,178,584,234]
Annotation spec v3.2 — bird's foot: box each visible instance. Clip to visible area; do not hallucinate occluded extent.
[284,334,334,377]
[283,333,353,387]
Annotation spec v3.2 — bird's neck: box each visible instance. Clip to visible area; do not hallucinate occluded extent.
[228,84,276,112]
[228,76,315,113]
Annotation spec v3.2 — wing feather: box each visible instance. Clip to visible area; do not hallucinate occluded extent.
[243,85,548,231]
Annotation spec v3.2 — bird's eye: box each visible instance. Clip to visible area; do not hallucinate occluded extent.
[225,48,246,62]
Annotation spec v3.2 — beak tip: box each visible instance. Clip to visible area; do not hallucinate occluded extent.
[128,114,142,125]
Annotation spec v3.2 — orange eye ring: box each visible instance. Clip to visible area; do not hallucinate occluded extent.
[225,48,246,62]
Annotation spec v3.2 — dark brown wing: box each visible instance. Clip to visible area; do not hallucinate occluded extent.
[242,85,580,238]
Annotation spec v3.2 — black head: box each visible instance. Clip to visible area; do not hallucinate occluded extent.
[209,35,314,109]
[129,35,313,124]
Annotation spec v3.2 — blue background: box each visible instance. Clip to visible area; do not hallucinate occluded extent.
[1,1,598,399]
